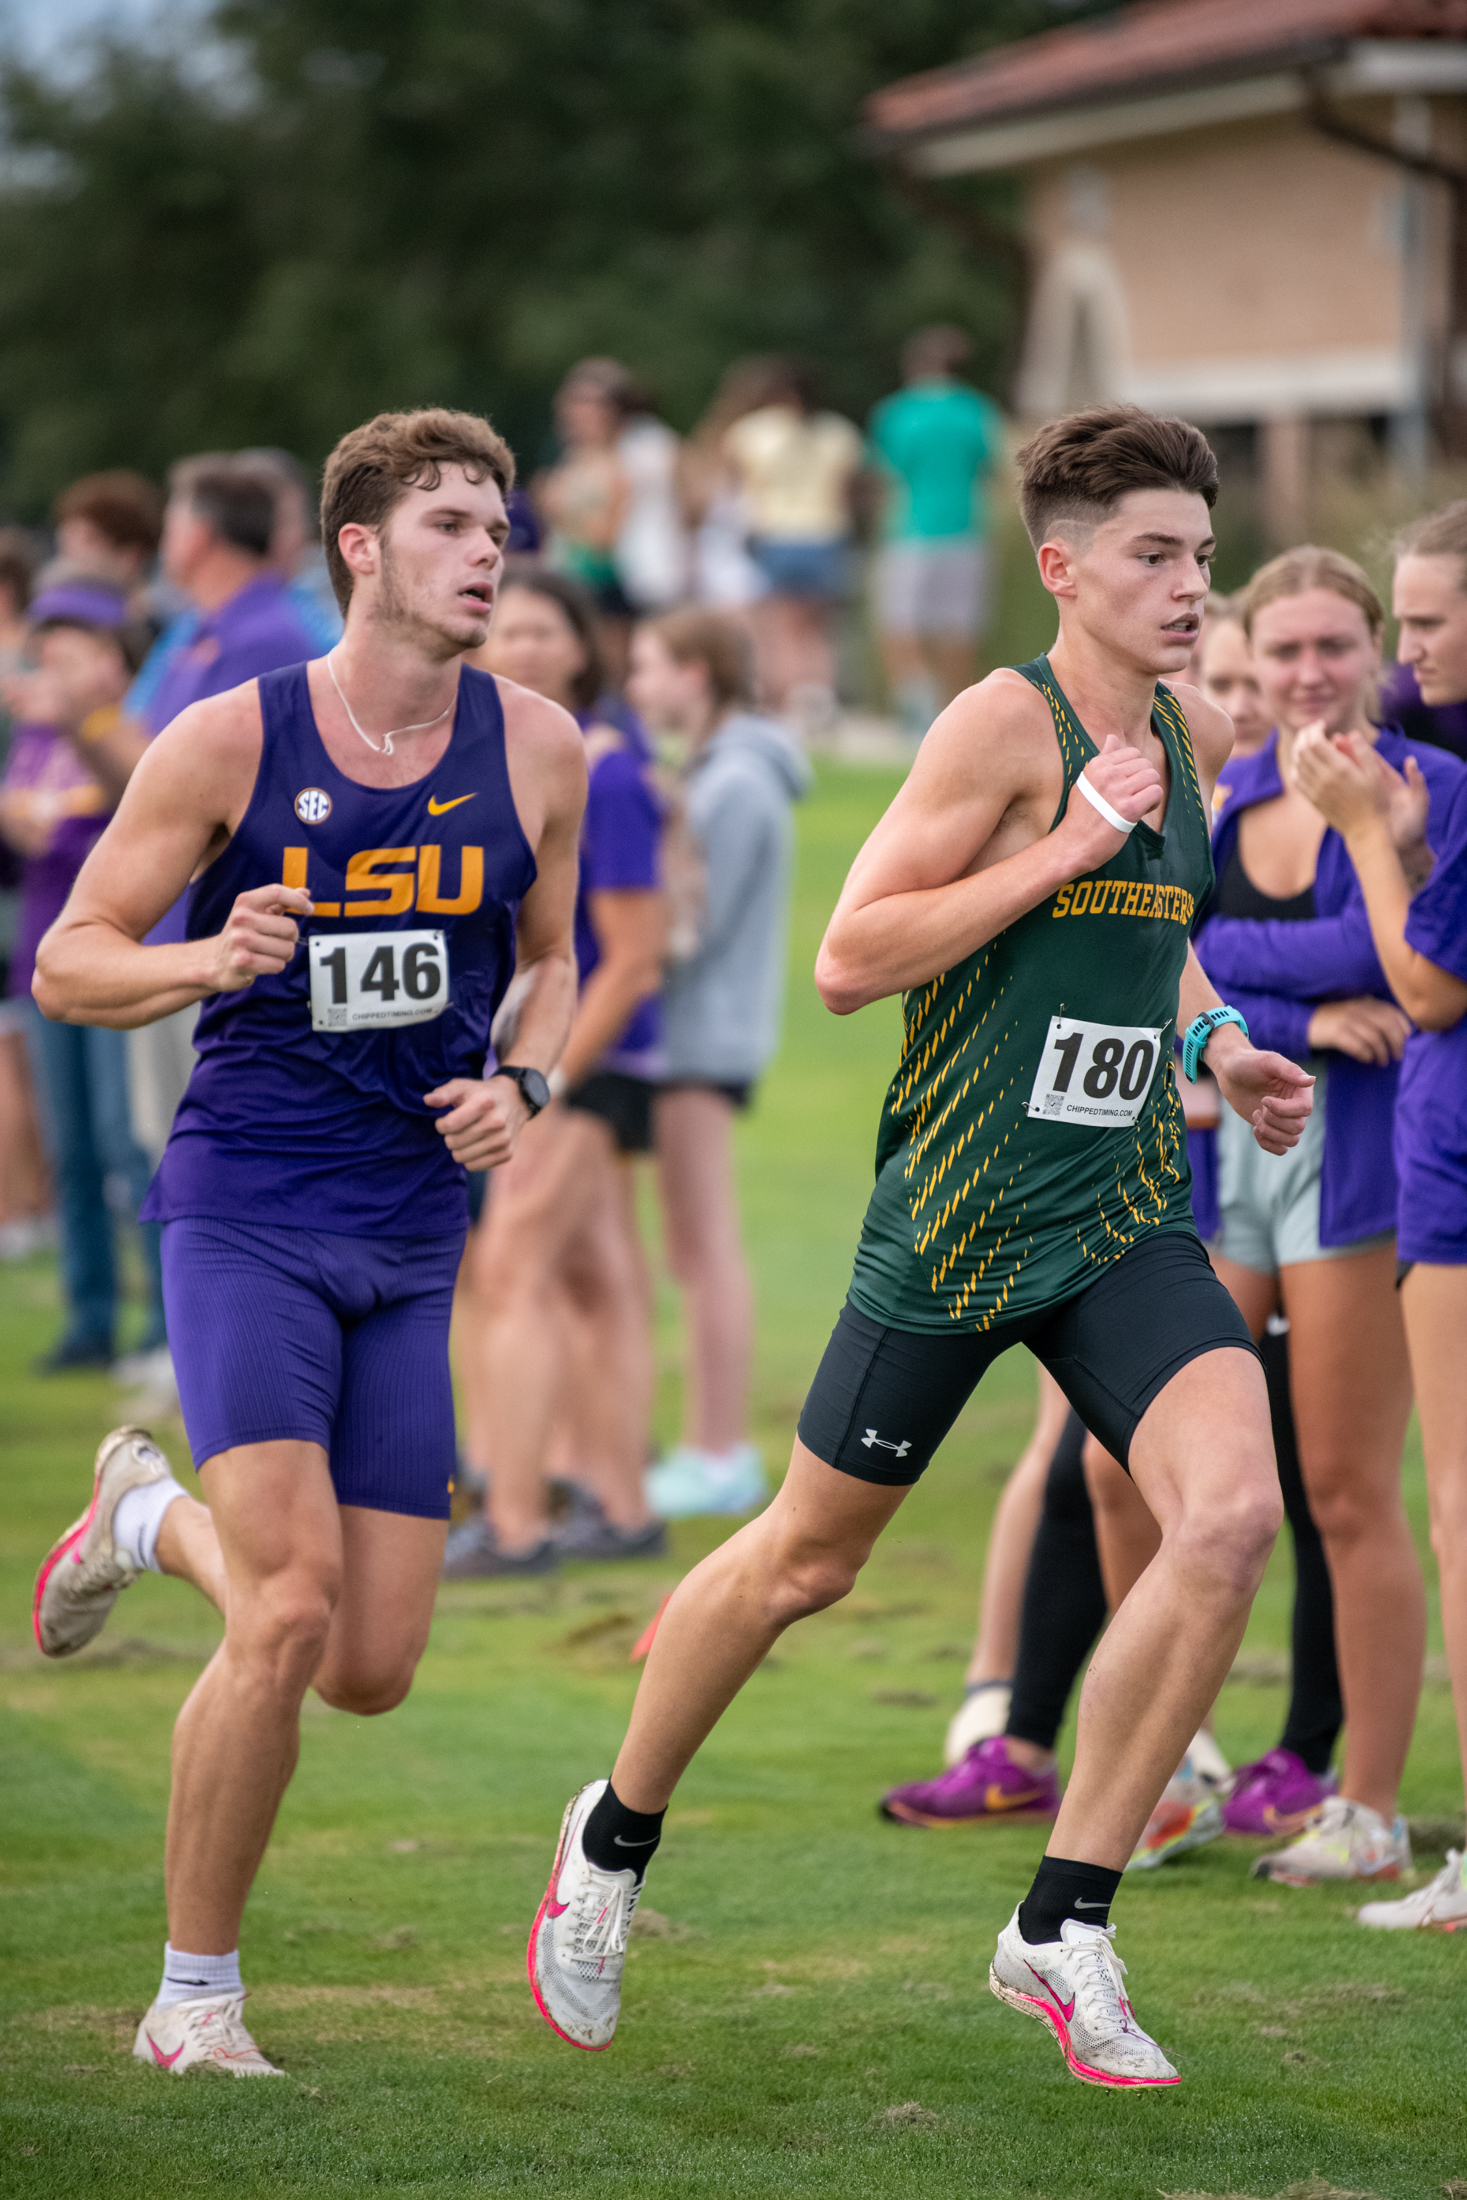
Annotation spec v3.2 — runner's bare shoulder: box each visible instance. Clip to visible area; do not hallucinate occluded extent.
[123,678,266,830]
[494,675,589,848]
[495,676,586,782]
[908,666,1065,822]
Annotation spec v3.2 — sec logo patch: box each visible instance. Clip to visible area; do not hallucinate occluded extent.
[294,788,332,824]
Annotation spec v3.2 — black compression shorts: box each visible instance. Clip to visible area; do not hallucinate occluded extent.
[797,1229,1256,1485]
[564,1071,655,1155]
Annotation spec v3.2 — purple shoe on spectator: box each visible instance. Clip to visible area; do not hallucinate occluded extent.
[1222,1748,1336,1838]
[880,1735,1060,1828]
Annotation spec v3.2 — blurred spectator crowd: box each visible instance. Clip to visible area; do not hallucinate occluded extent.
[3,339,1465,1597]
[0,331,1006,1533]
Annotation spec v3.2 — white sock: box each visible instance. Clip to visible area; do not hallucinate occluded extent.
[157,1943,243,2009]
[113,1477,188,1573]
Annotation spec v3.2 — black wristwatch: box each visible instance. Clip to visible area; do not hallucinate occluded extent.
[491,1064,552,1117]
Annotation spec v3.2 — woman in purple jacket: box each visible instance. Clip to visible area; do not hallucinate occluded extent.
[1195,545,1464,1888]
[1294,503,1467,1930]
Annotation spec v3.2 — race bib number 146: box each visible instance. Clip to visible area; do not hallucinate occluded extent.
[308,929,449,1032]
[1026,1014,1164,1128]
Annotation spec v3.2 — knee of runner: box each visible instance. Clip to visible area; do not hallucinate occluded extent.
[1172,1477,1282,1592]
[768,1545,862,1622]
[233,1578,338,1687]
[314,1662,416,1717]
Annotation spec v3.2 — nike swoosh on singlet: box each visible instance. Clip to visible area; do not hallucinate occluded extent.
[427,793,476,815]
[146,2033,187,2069]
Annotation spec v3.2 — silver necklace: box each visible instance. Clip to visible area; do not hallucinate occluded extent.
[326,651,456,757]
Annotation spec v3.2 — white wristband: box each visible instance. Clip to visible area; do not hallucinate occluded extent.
[547,1067,568,1100]
[1075,770,1134,836]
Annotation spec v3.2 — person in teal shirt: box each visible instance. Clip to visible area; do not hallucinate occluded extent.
[869,326,1005,734]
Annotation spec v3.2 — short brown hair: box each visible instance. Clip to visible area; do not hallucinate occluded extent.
[645,607,754,710]
[321,408,516,612]
[1394,499,1467,591]
[53,470,163,556]
[1016,404,1218,549]
[169,454,279,560]
[1241,545,1383,647]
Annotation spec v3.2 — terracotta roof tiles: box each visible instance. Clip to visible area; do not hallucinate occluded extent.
[866,0,1467,143]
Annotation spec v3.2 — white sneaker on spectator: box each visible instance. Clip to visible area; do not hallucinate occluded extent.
[1187,1727,1232,1793]
[1358,1849,1467,1930]
[645,1443,766,1519]
[1252,1795,1411,1884]
[0,1216,55,1260]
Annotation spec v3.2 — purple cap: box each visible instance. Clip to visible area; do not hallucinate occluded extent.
[29,581,130,631]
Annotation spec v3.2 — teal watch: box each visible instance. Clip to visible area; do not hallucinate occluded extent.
[1182,1006,1249,1083]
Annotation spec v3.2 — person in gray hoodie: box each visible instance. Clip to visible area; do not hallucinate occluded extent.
[626,607,812,1518]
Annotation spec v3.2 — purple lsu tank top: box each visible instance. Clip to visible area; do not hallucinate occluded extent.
[142,663,536,1236]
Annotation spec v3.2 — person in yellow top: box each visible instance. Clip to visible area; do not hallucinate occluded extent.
[723,358,865,727]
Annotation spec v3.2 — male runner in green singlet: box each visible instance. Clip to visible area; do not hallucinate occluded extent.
[528,406,1314,2087]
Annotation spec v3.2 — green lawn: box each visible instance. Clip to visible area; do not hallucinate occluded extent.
[2,763,1463,2199]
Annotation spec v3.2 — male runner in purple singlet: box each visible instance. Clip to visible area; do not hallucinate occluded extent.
[29,408,587,2078]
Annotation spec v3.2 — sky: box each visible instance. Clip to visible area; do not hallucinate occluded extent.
[0,0,202,70]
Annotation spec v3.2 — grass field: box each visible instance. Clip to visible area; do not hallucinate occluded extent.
[2,762,1464,2199]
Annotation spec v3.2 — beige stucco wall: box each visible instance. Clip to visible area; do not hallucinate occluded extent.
[1016,99,1462,421]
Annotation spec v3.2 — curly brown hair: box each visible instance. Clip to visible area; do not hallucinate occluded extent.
[320,407,516,612]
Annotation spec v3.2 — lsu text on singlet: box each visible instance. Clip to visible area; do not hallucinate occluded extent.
[848,655,1214,1332]
[141,663,536,1237]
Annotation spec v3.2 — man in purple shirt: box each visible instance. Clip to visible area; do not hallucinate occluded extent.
[144,457,321,742]
[56,457,320,1181]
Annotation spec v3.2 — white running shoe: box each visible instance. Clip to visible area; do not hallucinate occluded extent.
[1358,1849,1467,1931]
[33,1427,173,1658]
[1187,1727,1232,1794]
[1125,1758,1224,1873]
[528,1779,643,2050]
[133,1992,283,2076]
[645,1444,767,1520]
[1251,1795,1411,1885]
[943,1681,1012,1768]
[989,1907,1179,2088]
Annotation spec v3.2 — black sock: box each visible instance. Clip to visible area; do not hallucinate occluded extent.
[581,1781,665,1879]
[1018,1855,1123,1944]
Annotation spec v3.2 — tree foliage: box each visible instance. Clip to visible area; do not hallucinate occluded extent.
[0,0,1121,508]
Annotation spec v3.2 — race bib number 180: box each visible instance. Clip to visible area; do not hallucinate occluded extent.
[1026,1014,1164,1128]
[308,929,449,1033]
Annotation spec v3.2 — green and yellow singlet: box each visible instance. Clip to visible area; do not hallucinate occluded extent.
[848,655,1214,1332]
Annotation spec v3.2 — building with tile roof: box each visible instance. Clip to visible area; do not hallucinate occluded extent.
[866,0,1467,539]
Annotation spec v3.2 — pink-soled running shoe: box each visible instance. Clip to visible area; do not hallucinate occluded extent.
[1222,1748,1337,1839]
[880,1734,1060,1828]
[989,1908,1179,2088]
